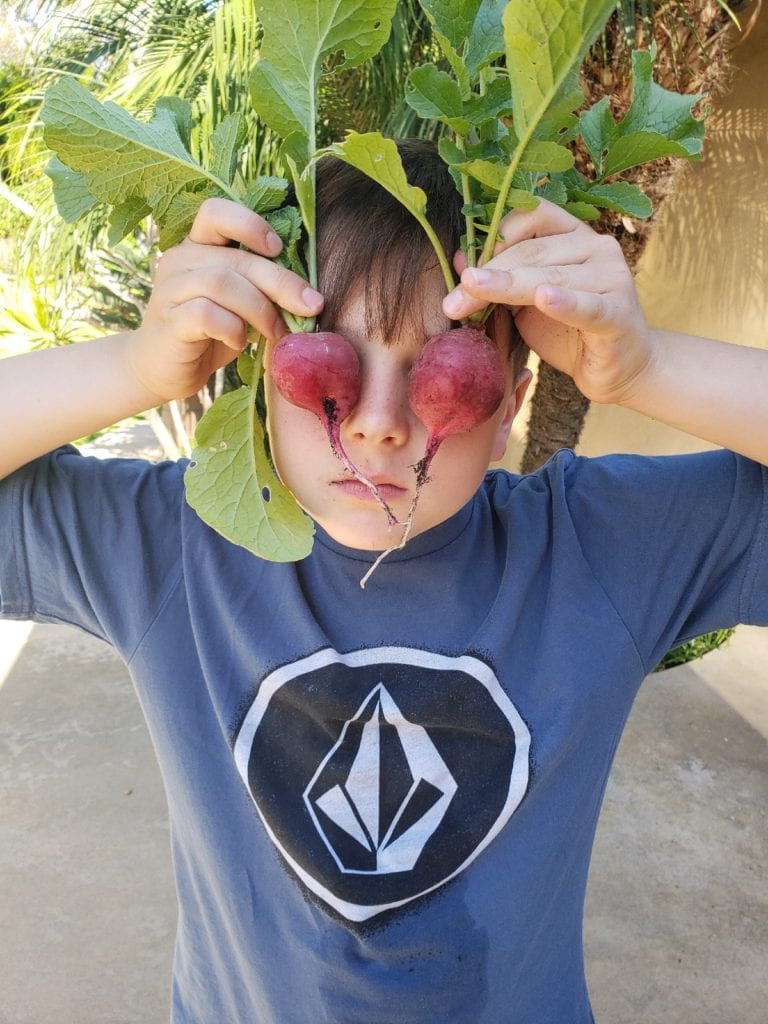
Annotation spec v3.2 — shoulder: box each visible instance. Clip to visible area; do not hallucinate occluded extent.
[8,444,187,505]
[484,448,765,506]
[0,447,189,636]
[2,445,189,571]
[480,449,768,563]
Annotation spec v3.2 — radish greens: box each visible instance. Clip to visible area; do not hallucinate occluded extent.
[39,0,708,564]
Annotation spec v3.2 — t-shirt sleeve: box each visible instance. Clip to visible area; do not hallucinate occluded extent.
[563,449,768,674]
[0,446,185,657]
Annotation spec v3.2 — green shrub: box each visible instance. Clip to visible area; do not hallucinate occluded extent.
[654,628,735,672]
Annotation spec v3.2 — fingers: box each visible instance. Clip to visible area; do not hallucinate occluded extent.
[494,199,584,248]
[456,257,623,310]
[155,198,324,343]
[530,285,626,335]
[186,197,282,256]
[444,260,602,322]
[444,208,626,325]
[160,255,321,337]
[172,297,250,353]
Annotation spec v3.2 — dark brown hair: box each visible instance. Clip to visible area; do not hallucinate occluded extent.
[310,138,527,368]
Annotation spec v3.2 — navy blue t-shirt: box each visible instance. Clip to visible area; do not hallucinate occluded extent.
[1,447,767,1023]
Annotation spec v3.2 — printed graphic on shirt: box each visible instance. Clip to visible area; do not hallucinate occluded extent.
[233,647,530,922]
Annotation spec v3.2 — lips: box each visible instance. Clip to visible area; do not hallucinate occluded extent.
[331,478,410,503]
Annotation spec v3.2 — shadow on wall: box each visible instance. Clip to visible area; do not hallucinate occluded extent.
[637,108,768,342]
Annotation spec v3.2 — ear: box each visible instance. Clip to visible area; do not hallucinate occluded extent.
[491,368,533,462]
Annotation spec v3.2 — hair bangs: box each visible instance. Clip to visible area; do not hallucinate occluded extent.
[317,204,448,343]
[314,139,464,344]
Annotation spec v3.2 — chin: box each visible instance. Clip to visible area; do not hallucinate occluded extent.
[321,516,410,552]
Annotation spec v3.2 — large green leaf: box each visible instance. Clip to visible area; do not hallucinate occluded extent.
[601,132,697,178]
[321,132,430,223]
[518,139,574,172]
[406,66,514,136]
[580,48,706,178]
[107,197,153,245]
[464,0,508,77]
[157,189,216,250]
[418,0,483,49]
[241,176,290,213]
[473,0,616,263]
[570,181,653,218]
[579,95,616,167]
[619,49,706,150]
[249,0,399,144]
[41,78,234,224]
[405,65,471,135]
[184,384,314,562]
[503,0,616,135]
[44,156,97,223]
[419,0,506,77]
[209,113,247,185]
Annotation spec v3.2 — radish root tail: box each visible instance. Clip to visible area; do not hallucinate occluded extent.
[324,400,398,527]
[358,440,440,589]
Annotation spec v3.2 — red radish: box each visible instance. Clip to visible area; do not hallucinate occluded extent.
[360,325,505,588]
[270,331,398,525]
[408,325,506,485]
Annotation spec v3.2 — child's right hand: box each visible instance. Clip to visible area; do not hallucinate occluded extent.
[127,198,324,405]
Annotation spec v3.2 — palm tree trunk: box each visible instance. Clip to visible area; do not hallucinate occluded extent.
[520,364,590,474]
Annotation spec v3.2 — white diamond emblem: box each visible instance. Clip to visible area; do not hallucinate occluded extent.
[304,683,458,875]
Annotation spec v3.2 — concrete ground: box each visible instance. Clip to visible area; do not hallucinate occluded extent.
[0,422,766,1024]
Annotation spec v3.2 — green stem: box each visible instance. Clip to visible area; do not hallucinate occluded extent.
[282,310,307,334]
[247,335,264,469]
[462,174,477,268]
[250,330,265,380]
[307,160,318,291]
[307,85,318,293]
[457,137,477,269]
[479,119,538,267]
[418,216,457,296]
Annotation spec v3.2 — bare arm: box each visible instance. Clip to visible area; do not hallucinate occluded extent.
[0,200,322,481]
[615,329,768,467]
[0,333,155,479]
[444,200,768,467]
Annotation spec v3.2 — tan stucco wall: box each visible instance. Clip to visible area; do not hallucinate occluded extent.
[505,4,768,469]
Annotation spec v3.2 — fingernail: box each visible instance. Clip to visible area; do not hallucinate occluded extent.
[465,268,492,286]
[302,286,323,310]
[266,230,281,252]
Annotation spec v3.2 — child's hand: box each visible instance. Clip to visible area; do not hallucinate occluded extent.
[443,200,655,407]
[128,198,324,404]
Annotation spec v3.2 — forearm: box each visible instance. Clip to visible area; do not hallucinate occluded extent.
[0,333,159,480]
[620,329,768,466]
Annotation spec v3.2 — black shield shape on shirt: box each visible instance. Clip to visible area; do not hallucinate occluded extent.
[233,647,530,922]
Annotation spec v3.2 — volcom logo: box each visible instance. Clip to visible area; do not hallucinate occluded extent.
[305,683,458,875]
[233,647,530,923]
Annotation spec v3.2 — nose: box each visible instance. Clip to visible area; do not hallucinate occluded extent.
[342,361,412,448]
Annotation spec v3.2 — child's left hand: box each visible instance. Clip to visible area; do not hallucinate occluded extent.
[443,199,655,407]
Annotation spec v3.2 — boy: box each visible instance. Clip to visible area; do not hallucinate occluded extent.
[1,140,766,1022]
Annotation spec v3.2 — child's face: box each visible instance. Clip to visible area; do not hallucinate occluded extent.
[265,275,530,552]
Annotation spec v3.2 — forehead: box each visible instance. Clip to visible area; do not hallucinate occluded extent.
[323,268,452,350]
